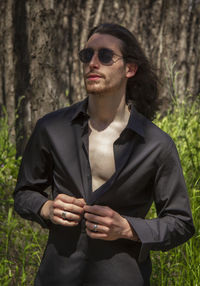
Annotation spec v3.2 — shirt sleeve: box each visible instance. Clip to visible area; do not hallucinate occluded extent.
[14,118,53,228]
[123,139,195,262]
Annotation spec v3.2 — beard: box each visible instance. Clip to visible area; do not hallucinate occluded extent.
[84,77,125,97]
[84,79,107,95]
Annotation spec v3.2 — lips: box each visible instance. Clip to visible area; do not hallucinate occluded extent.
[86,73,103,80]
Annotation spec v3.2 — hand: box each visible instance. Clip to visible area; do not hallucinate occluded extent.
[40,194,86,227]
[84,205,139,241]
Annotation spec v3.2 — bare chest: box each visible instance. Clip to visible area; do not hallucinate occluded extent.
[88,124,122,192]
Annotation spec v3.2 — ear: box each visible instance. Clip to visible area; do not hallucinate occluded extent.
[125,63,138,78]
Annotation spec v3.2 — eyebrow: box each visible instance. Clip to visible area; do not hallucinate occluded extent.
[84,46,123,55]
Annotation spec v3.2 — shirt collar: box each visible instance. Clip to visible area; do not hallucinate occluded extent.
[71,97,89,122]
[71,97,145,138]
[126,105,145,138]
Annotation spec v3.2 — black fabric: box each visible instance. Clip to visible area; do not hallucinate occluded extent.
[14,97,195,285]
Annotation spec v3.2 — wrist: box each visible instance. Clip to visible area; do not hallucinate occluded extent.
[121,218,140,242]
[40,200,53,220]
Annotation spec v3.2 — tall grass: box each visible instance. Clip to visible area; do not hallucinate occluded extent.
[149,98,200,285]
[150,65,200,285]
[0,110,47,285]
[0,66,199,285]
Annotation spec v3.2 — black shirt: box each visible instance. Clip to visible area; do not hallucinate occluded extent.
[14,98,195,285]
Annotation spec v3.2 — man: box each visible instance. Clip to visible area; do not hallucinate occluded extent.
[14,23,195,286]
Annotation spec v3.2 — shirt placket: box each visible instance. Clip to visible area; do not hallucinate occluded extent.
[81,121,93,204]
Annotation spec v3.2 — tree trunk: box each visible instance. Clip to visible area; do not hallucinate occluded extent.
[0,0,15,140]
[13,0,30,155]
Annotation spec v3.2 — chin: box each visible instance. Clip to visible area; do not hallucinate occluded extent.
[86,84,105,95]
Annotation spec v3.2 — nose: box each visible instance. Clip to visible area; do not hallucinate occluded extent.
[89,51,100,69]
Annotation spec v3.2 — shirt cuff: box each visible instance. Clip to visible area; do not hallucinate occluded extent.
[123,215,154,262]
[35,199,53,229]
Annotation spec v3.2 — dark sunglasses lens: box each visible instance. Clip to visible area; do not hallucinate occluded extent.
[79,48,94,63]
[99,49,113,63]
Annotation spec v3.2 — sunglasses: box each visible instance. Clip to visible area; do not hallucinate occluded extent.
[79,48,124,65]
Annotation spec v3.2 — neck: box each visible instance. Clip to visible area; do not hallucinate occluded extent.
[88,91,129,130]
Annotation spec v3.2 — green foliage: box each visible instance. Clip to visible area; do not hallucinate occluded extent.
[0,110,47,285]
[149,69,200,284]
[156,99,200,188]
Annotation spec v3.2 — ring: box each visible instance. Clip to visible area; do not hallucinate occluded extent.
[62,211,67,220]
[93,224,98,232]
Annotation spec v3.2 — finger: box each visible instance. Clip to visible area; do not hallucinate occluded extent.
[54,209,82,222]
[84,205,112,217]
[85,221,109,233]
[78,198,86,204]
[54,201,85,215]
[56,194,86,207]
[51,215,79,227]
[84,212,112,227]
[85,228,108,239]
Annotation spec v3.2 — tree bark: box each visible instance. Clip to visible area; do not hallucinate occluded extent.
[0,0,15,138]
[13,0,30,155]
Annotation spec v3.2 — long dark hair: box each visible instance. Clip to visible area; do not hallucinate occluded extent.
[88,23,160,121]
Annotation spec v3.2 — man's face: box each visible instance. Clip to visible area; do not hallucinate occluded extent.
[82,33,129,96]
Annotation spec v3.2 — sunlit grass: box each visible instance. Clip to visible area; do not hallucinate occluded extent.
[149,64,200,285]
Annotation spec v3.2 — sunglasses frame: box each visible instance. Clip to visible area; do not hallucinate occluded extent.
[79,48,124,66]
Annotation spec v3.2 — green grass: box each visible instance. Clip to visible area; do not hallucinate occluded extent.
[149,65,200,285]
[0,110,47,285]
[149,99,200,285]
